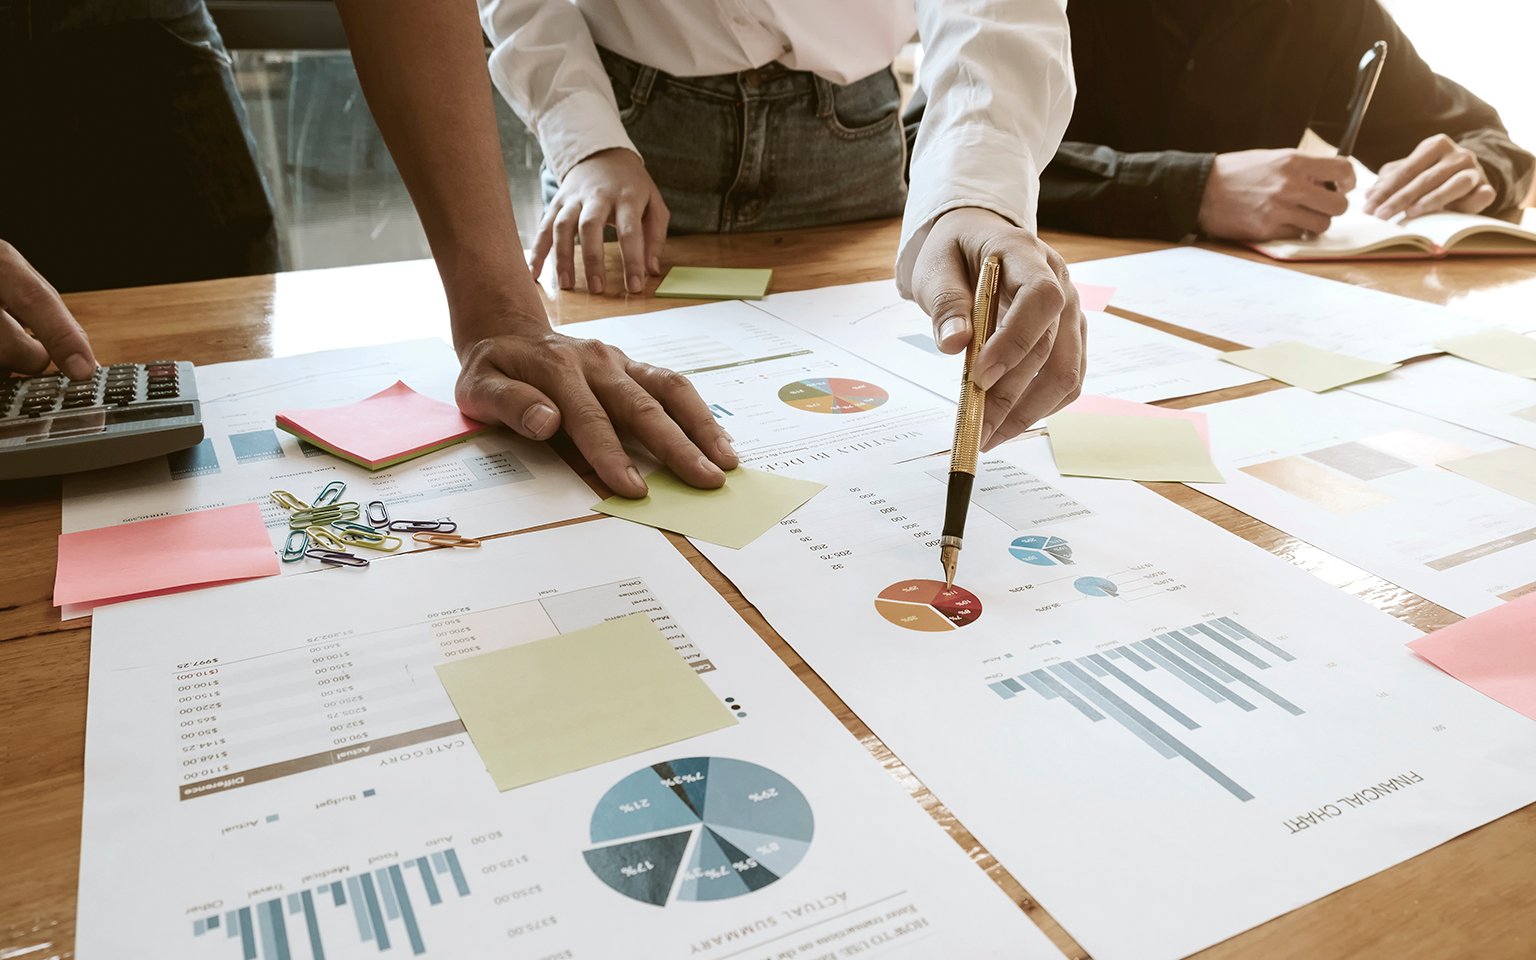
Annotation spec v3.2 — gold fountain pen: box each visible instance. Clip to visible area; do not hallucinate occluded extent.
[940,254,1001,589]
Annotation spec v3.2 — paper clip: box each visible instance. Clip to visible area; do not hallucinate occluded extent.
[305,526,350,552]
[412,531,481,548]
[305,547,370,568]
[271,489,308,512]
[281,529,310,563]
[312,480,347,507]
[389,518,458,533]
[289,502,361,529]
[329,522,403,552]
[366,500,390,527]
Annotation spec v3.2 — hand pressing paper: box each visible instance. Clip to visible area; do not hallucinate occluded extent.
[54,502,280,607]
[1048,412,1223,483]
[1220,341,1399,392]
[435,613,736,791]
[594,466,824,548]
[276,380,489,470]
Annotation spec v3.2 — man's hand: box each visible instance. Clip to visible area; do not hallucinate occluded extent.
[1363,134,1496,221]
[910,207,1084,451]
[1197,149,1355,241]
[455,322,737,498]
[530,148,669,295]
[0,240,97,379]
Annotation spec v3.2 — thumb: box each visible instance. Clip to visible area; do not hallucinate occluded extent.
[912,247,976,356]
[455,357,562,441]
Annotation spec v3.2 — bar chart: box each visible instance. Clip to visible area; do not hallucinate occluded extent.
[987,617,1303,801]
[192,848,471,958]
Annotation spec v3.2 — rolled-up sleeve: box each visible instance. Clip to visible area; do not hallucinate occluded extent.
[899,0,1075,295]
[479,0,638,180]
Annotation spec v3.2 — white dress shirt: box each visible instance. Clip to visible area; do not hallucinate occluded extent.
[479,0,1074,295]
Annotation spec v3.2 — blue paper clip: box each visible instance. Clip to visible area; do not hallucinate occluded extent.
[366,500,390,527]
[281,529,310,563]
[305,547,369,568]
[388,518,458,533]
[313,480,347,507]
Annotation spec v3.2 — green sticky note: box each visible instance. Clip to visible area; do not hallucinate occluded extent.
[1441,446,1536,504]
[593,466,824,548]
[435,613,735,791]
[655,266,773,300]
[1219,341,1399,392]
[1049,412,1224,483]
[1438,330,1536,378]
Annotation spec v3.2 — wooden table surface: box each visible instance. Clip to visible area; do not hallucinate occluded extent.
[3,220,1534,959]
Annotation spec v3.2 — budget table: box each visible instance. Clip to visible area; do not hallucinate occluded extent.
[3,220,1534,959]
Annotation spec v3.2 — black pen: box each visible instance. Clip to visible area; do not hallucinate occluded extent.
[940,254,1000,589]
[1327,40,1388,190]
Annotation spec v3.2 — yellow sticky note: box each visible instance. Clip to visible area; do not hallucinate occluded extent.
[435,613,735,791]
[1049,412,1224,483]
[655,266,773,300]
[594,466,824,549]
[1441,446,1536,504]
[1439,330,1536,378]
[1219,342,1399,392]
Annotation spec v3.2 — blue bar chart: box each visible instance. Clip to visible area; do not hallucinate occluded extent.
[988,617,1302,802]
[192,849,470,958]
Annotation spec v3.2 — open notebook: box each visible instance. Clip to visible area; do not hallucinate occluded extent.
[1255,210,1536,260]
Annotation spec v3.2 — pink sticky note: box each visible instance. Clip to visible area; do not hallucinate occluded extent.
[276,381,489,470]
[54,503,280,607]
[1409,594,1536,720]
[1062,394,1210,446]
[1073,282,1116,313]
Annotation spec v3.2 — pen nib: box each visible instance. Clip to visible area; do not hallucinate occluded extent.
[940,544,958,591]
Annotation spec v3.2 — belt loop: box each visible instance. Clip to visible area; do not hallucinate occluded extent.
[632,64,658,106]
[812,74,835,119]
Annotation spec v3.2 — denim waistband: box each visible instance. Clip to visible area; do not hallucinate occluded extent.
[597,45,858,114]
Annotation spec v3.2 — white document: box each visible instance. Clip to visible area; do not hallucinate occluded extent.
[1194,388,1536,616]
[1068,247,1504,362]
[1348,355,1536,449]
[62,340,594,563]
[78,519,1062,960]
[755,280,1264,402]
[691,439,1536,960]
[567,301,958,470]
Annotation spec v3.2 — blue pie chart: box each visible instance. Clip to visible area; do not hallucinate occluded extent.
[1010,534,1075,566]
[1074,576,1119,598]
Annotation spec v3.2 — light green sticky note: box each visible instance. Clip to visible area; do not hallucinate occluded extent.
[1049,412,1224,483]
[594,466,824,548]
[655,266,773,300]
[1439,330,1536,378]
[1441,446,1536,504]
[435,613,735,791]
[1219,341,1399,392]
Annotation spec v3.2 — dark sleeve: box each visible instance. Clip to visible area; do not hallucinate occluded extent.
[1038,142,1214,240]
[1310,0,1534,215]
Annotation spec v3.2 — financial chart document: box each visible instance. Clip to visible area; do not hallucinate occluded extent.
[753,280,1263,403]
[565,302,956,470]
[691,438,1536,960]
[1069,247,1503,363]
[77,519,1064,960]
[1196,387,1536,616]
[1348,355,1536,449]
[62,341,594,564]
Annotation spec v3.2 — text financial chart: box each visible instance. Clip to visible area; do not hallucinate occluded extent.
[569,301,957,470]
[81,521,1064,960]
[696,439,1536,960]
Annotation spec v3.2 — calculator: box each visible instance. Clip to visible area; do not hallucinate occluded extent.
[0,361,204,480]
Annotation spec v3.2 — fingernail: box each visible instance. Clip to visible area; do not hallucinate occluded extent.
[628,274,643,294]
[590,275,605,294]
[521,402,556,437]
[648,256,662,276]
[938,316,967,348]
[558,271,573,288]
[977,363,1005,391]
[698,455,723,479]
[626,466,646,495]
[63,353,94,380]
[716,436,737,462]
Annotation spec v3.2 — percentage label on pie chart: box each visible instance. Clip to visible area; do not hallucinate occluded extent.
[1010,534,1075,566]
[778,378,889,415]
[583,758,813,906]
[874,579,983,632]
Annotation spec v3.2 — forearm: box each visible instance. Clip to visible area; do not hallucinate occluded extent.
[1039,143,1214,241]
[334,0,546,350]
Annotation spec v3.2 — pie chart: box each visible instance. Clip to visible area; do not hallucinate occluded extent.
[778,378,889,415]
[1074,576,1119,598]
[874,579,983,631]
[582,758,813,906]
[1010,534,1075,566]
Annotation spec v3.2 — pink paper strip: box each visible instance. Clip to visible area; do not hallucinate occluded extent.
[1409,593,1536,720]
[1073,282,1117,312]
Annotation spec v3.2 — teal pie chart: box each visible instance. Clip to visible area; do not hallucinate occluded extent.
[582,757,814,905]
[1074,576,1120,598]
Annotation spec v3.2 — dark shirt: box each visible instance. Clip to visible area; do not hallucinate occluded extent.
[1039,0,1535,240]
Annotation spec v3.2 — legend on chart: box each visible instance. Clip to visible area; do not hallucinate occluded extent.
[777,378,889,415]
[874,579,983,631]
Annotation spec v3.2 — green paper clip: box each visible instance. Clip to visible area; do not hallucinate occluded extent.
[305,526,350,551]
[329,522,403,552]
[289,502,361,529]
[281,528,310,562]
[312,480,347,507]
[271,489,308,512]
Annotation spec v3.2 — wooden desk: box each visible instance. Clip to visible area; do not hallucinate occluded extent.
[3,221,1534,959]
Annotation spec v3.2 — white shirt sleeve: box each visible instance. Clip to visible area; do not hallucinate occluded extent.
[478,0,641,181]
[898,0,1076,296]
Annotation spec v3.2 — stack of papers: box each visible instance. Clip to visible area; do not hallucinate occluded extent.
[276,380,489,469]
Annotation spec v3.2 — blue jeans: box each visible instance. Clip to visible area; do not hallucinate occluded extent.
[544,48,913,233]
